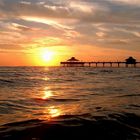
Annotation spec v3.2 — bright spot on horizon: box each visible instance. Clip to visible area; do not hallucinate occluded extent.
[30,48,58,66]
[41,50,54,62]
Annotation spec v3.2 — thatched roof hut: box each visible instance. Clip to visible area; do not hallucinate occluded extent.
[67,57,79,62]
[126,57,136,64]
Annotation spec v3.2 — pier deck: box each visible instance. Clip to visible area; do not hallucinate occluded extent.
[83,61,140,67]
[60,57,140,67]
[61,61,140,67]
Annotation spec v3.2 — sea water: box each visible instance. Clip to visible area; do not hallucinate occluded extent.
[0,67,140,139]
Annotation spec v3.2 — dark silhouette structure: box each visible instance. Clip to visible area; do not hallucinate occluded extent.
[67,57,79,62]
[61,57,84,67]
[60,57,140,67]
[125,57,136,67]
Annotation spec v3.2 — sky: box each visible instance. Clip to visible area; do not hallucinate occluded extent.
[0,0,140,66]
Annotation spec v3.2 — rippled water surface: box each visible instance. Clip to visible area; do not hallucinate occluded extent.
[0,66,140,125]
[0,67,140,139]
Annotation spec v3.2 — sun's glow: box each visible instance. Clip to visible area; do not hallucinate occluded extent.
[26,42,74,66]
[29,48,56,66]
[42,51,54,62]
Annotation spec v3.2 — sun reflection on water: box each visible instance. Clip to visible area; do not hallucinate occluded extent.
[42,87,53,100]
[43,77,50,81]
[40,104,81,121]
[39,87,62,119]
[39,87,80,121]
[40,106,62,120]
[42,90,53,100]
[48,106,61,117]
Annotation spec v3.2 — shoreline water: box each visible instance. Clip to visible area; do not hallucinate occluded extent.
[0,113,140,140]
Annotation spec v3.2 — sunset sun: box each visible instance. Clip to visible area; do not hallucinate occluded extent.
[29,48,58,66]
[42,51,54,62]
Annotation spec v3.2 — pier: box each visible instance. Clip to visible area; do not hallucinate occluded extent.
[60,57,140,67]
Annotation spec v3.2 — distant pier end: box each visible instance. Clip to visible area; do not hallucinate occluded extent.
[60,56,140,67]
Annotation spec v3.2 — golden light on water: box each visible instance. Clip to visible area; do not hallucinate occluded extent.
[41,106,62,120]
[39,87,80,120]
[42,91,53,100]
[42,88,53,100]
[48,106,61,117]
[42,88,61,118]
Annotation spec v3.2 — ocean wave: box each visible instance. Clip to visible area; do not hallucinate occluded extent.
[129,104,140,108]
[0,102,30,114]
[116,94,140,98]
[131,74,140,78]
[85,72,98,75]
[0,79,14,83]
[0,67,140,140]
[35,98,81,103]
[0,113,139,140]
[0,78,48,87]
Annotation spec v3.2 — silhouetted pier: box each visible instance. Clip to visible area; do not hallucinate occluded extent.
[60,57,140,67]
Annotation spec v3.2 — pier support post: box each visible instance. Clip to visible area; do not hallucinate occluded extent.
[118,63,120,67]
[103,63,105,67]
[96,63,98,67]
[89,63,91,67]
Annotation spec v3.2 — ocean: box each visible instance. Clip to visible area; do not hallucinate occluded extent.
[0,66,140,139]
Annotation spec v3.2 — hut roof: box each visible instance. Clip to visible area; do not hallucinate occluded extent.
[125,56,136,64]
[67,57,79,62]
[126,56,136,61]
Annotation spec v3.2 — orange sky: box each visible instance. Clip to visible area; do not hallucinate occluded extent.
[0,0,140,66]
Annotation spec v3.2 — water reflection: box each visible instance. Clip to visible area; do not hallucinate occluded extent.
[39,86,80,120]
[48,106,61,117]
[40,106,62,120]
[40,104,82,121]
[40,87,62,119]
[42,87,53,100]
